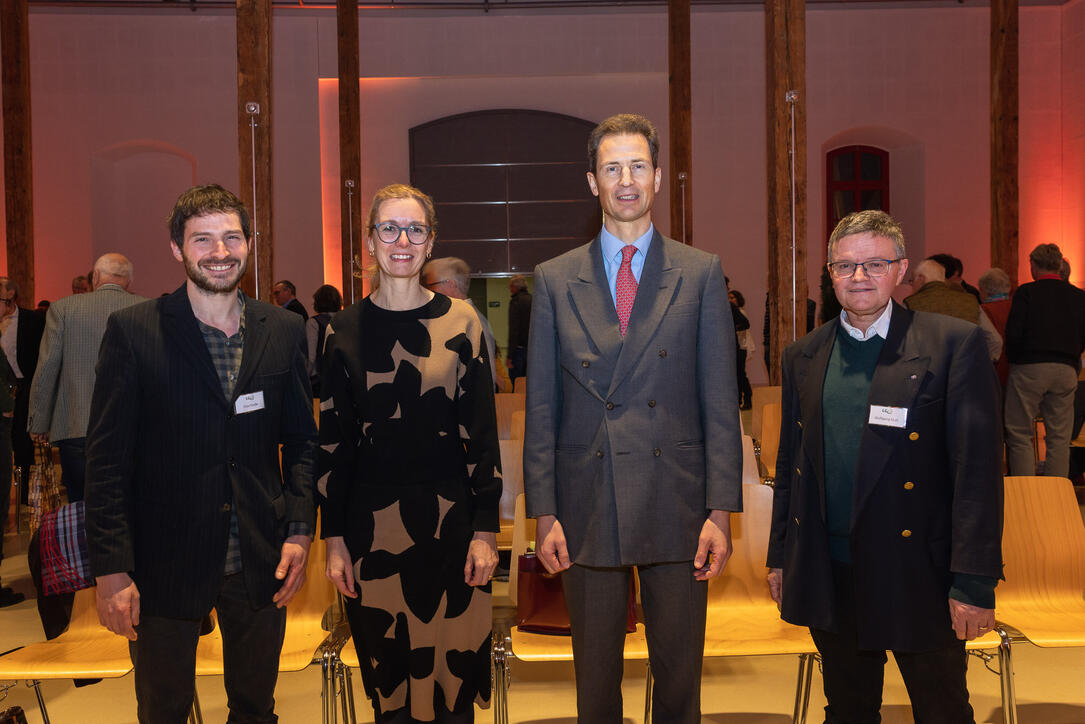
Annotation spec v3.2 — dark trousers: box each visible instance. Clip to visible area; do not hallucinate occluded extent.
[563,561,708,724]
[129,573,286,724]
[810,563,974,724]
[509,346,527,381]
[735,348,752,408]
[12,382,31,505]
[0,415,11,563]
[56,437,86,503]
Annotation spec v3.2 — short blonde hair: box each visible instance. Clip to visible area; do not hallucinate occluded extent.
[827,210,906,261]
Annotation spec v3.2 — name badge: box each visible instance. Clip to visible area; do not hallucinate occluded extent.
[868,404,908,428]
[235,391,265,415]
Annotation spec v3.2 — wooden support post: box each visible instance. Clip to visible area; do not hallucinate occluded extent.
[337,0,363,304]
[991,0,1019,285]
[765,0,807,384]
[668,0,693,246]
[2,0,34,301]
[236,0,273,300]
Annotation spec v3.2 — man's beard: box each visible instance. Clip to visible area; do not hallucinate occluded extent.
[183,253,248,294]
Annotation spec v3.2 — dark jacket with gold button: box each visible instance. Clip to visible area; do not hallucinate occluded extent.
[766,301,1003,651]
[524,231,743,567]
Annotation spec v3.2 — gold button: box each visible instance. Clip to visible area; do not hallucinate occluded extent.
[582,360,590,368]
[795,467,801,476]
[659,349,667,358]
[901,529,912,538]
[797,420,803,429]
[606,401,615,410]
[904,482,914,490]
[648,400,656,408]
[794,517,800,525]
[596,450,604,458]
[653,448,662,457]
[222,503,231,512]
[909,432,919,441]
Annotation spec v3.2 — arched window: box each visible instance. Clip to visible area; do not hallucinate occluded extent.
[826,145,889,241]
[410,110,598,276]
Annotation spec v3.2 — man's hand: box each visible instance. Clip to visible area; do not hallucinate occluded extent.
[325,536,357,599]
[272,534,311,608]
[30,432,48,444]
[96,572,140,641]
[767,567,783,607]
[464,531,499,586]
[949,598,995,641]
[535,515,571,574]
[693,510,733,581]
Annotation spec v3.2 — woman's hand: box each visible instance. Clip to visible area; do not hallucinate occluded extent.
[325,536,358,598]
[464,531,499,587]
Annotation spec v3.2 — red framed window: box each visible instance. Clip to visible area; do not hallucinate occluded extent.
[826,145,890,244]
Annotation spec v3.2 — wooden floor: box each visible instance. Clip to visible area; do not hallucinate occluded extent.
[3,525,1085,722]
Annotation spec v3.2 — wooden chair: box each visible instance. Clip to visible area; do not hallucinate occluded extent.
[750,385,782,441]
[496,438,524,551]
[0,586,134,722]
[756,402,782,483]
[509,409,525,441]
[513,377,527,395]
[741,434,761,486]
[192,529,340,723]
[494,393,526,440]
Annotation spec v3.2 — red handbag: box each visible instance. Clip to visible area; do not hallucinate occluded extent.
[516,553,638,635]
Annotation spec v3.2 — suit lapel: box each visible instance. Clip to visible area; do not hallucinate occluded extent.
[608,232,680,396]
[567,236,623,366]
[234,298,270,402]
[796,321,837,521]
[851,303,929,526]
[160,287,228,407]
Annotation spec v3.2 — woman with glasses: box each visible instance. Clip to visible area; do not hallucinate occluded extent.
[319,184,501,724]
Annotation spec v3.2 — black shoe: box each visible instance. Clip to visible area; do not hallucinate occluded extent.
[0,588,25,608]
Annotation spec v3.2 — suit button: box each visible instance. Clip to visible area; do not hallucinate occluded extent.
[648,400,656,408]
[904,481,914,490]
[596,450,604,458]
[606,401,615,410]
[653,448,662,457]
[795,467,801,476]
[658,349,667,358]
[901,529,912,538]
[909,432,919,441]
[797,420,803,429]
[222,503,231,512]
[582,360,590,368]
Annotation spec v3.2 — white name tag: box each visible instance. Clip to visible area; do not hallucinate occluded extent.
[868,404,908,428]
[235,391,266,415]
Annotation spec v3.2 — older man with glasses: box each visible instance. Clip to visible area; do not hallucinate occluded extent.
[767,209,1003,724]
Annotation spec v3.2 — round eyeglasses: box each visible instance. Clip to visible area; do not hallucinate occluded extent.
[826,258,901,279]
[372,222,431,245]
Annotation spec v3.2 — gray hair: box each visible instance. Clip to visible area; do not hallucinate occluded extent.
[423,257,471,297]
[827,210,906,261]
[977,268,1012,298]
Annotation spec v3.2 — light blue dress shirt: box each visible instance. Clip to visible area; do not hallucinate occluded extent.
[599,225,654,305]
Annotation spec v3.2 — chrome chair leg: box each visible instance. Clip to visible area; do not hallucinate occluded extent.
[29,680,49,724]
[791,653,815,724]
[338,661,357,724]
[491,631,510,724]
[997,628,1018,724]
[643,662,653,724]
[322,649,338,724]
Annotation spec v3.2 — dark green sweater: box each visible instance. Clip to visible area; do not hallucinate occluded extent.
[822,325,883,563]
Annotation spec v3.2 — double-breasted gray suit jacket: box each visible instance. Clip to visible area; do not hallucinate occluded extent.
[524,231,743,567]
[766,302,1003,651]
[28,284,148,442]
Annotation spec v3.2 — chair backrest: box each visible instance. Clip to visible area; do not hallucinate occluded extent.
[741,434,760,486]
[495,393,526,440]
[998,476,1085,604]
[707,482,776,608]
[65,586,107,638]
[514,377,527,394]
[758,402,782,480]
[498,438,524,528]
[750,386,782,441]
[510,410,526,440]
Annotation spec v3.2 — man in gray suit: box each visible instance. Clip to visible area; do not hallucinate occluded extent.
[524,113,743,723]
[28,254,145,502]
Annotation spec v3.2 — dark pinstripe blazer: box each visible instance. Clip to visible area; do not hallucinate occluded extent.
[85,286,317,618]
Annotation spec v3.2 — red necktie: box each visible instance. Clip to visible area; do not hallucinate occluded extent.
[616,245,638,337]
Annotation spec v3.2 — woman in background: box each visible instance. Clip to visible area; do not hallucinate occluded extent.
[319,183,501,724]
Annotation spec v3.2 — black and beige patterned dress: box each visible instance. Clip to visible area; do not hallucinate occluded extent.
[318,293,501,723]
